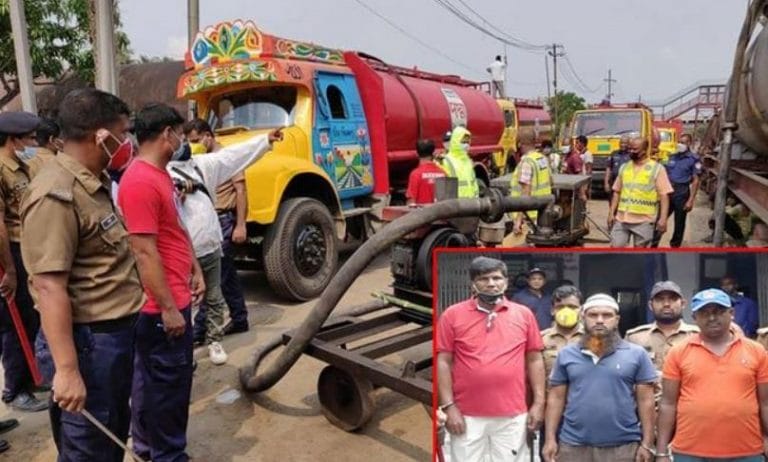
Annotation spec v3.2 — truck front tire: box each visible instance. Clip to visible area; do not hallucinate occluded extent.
[263,198,339,301]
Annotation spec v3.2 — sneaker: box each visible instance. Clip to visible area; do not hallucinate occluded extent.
[9,391,48,412]
[208,342,228,365]
[0,419,18,435]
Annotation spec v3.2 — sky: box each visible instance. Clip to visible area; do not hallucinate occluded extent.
[119,0,748,105]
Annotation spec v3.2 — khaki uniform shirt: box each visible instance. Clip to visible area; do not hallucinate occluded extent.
[20,154,145,323]
[27,147,57,177]
[757,327,768,351]
[541,326,584,381]
[0,153,32,242]
[625,321,699,371]
[214,171,245,213]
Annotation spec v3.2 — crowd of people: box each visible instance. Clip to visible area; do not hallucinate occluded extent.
[0,88,279,460]
[437,256,767,462]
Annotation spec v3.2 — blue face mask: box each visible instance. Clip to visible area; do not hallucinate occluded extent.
[171,133,192,162]
[15,146,37,162]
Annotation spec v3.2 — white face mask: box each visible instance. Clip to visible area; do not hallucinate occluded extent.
[677,143,688,153]
[15,146,37,162]
[461,143,471,152]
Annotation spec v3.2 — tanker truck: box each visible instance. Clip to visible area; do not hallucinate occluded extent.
[178,20,505,300]
[701,0,768,240]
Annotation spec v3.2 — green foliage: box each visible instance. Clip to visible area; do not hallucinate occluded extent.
[0,0,131,107]
[546,91,586,140]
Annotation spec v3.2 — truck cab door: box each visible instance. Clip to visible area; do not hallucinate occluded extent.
[313,71,373,203]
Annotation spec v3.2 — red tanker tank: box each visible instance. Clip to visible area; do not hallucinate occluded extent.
[344,52,504,193]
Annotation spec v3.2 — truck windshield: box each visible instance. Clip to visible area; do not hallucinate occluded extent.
[659,130,673,142]
[572,110,642,137]
[209,86,297,130]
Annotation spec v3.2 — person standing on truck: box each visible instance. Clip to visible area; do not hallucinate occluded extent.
[184,119,251,340]
[437,256,545,462]
[608,137,672,247]
[655,288,768,462]
[509,142,553,234]
[650,134,702,248]
[603,135,631,195]
[406,139,446,205]
[441,126,480,199]
[486,55,506,98]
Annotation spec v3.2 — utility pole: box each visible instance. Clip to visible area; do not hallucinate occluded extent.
[604,68,617,103]
[548,43,564,140]
[187,0,200,118]
[8,0,37,113]
[94,0,117,94]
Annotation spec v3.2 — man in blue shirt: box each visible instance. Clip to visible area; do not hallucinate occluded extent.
[720,275,759,338]
[512,267,553,330]
[652,134,701,248]
[603,135,631,195]
[542,293,656,462]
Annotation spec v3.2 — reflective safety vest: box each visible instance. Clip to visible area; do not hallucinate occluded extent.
[509,151,552,220]
[617,160,662,216]
[441,153,480,198]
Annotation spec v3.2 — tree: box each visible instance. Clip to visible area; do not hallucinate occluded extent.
[546,91,586,141]
[0,0,131,108]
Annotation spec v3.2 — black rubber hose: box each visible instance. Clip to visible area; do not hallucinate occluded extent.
[240,195,553,391]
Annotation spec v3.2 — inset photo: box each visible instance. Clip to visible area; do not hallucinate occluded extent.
[434,249,768,462]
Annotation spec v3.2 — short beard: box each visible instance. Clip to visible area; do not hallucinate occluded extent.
[579,328,620,357]
[654,313,682,325]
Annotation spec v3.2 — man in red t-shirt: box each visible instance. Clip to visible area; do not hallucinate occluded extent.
[406,139,446,205]
[437,256,546,462]
[117,103,205,462]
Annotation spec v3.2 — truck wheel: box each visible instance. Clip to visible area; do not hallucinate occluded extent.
[263,198,338,301]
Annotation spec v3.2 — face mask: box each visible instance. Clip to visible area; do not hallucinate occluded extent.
[15,146,37,162]
[561,146,571,155]
[555,307,580,328]
[677,143,687,153]
[100,133,134,173]
[189,142,206,155]
[461,143,471,152]
[171,132,192,162]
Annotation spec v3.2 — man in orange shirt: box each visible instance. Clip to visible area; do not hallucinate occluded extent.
[656,288,768,462]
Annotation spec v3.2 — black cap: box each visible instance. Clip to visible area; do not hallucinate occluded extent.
[0,111,40,136]
[528,267,546,277]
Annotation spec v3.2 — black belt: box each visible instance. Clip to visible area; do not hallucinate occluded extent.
[76,313,138,333]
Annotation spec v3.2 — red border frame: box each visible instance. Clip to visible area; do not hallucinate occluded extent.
[429,245,768,461]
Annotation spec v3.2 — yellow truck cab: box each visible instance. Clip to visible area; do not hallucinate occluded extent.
[564,103,654,187]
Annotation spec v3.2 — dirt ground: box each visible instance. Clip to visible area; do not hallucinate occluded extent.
[0,254,432,462]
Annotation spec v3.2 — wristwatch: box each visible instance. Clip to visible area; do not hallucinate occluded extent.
[438,401,455,412]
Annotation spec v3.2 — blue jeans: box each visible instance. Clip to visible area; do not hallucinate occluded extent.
[35,318,135,462]
[673,454,764,462]
[131,308,193,462]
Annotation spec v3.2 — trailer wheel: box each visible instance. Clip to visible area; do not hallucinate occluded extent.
[318,365,375,432]
[263,198,338,301]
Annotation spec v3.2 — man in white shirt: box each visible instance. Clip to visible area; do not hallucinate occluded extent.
[487,55,507,98]
[168,128,282,364]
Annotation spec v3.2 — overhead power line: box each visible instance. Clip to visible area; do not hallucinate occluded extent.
[431,0,548,52]
[352,0,483,78]
[562,53,603,94]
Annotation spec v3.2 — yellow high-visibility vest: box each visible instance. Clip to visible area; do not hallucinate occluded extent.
[509,151,552,220]
[617,160,662,216]
[442,153,480,199]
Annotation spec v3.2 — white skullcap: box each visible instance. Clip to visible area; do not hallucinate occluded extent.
[582,293,620,313]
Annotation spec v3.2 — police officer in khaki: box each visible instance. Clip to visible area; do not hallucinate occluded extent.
[625,280,697,374]
[0,111,49,413]
[541,285,584,380]
[20,88,145,461]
